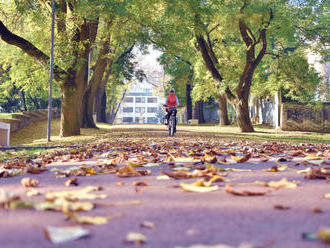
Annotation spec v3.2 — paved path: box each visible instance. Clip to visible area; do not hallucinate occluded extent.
[0,128,329,248]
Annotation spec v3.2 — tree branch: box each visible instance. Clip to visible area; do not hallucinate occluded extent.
[0,20,67,81]
[207,24,220,35]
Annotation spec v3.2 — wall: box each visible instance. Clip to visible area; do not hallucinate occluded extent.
[0,109,61,133]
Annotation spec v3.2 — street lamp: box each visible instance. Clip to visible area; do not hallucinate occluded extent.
[47,0,55,142]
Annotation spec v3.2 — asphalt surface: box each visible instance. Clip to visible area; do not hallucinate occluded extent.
[0,131,329,248]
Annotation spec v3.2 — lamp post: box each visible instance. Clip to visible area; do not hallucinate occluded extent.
[47,0,55,142]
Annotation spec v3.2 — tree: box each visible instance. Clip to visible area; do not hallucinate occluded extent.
[158,0,324,131]
[0,0,146,136]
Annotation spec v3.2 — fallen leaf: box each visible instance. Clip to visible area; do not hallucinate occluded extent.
[0,189,20,208]
[125,232,147,245]
[274,205,290,210]
[69,213,109,225]
[64,177,79,187]
[133,181,149,187]
[36,198,94,212]
[318,228,330,243]
[312,207,323,213]
[325,193,330,199]
[180,180,219,193]
[116,182,125,186]
[140,221,155,229]
[203,154,217,163]
[46,186,106,201]
[44,226,90,244]
[305,168,330,180]
[116,166,151,177]
[27,165,47,174]
[225,184,272,196]
[156,175,170,180]
[162,170,194,180]
[26,188,41,197]
[231,153,251,163]
[254,178,299,189]
[21,177,39,187]
[0,168,22,178]
[9,200,34,209]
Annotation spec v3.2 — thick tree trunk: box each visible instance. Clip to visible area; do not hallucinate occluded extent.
[186,84,193,121]
[193,100,205,123]
[235,98,254,132]
[61,85,82,136]
[218,95,229,125]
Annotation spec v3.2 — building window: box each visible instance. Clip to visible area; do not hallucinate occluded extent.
[147,117,158,124]
[123,117,133,123]
[135,97,145,103]
[123,107,133,113]
[147,97,157,103]
[124,97,133,103]
[147,107,157,113]
[136,107,145,113]
[135,117,145,123]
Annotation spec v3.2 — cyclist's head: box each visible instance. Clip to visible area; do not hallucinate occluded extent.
[169,88,175,94]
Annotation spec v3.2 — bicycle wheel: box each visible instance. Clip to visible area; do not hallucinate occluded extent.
[169,118,174,136]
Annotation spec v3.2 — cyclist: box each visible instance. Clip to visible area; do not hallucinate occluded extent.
[164,88,180,127]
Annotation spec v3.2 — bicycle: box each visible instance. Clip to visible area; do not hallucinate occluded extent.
[164,105,177,136]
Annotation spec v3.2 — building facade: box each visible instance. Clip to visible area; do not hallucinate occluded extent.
[115,81,164,124]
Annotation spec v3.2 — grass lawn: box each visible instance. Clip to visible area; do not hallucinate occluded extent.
[0,113,13,119]
[8,119,330,146]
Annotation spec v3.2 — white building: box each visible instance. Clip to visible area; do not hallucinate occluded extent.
[115,80,165,124]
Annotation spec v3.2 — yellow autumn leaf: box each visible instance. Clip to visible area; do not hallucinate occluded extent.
[231,153,251,163]
[46,186,106,201]
[325,193,330,199]
[74,215,108,225]
[127,162,144,167]
[254,178,299,189]
[125,232,147,243]
[180,181,219,193]
[317,228,330,243]
[36,198,94,211]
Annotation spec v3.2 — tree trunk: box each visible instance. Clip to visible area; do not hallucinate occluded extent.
[186,83,193,121]
[100,90,107,122]
[218,95,229,125]
[235,98,254,132]
[21,90,27,111]
[81,87,97,128]
[193,100,205,123]
[95,84,107,122]
[60,85,82,136]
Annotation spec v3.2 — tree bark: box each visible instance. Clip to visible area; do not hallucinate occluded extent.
[186,83,193,121]
[193,100,205,123]
[218,95,229,125]
[236,98,254,132]
[60,85,81,136]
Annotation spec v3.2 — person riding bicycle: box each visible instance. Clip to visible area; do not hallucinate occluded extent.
[164,88,180,126]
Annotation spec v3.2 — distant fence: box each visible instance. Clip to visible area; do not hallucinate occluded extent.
[281,103,330,133]
[0,109,61,133]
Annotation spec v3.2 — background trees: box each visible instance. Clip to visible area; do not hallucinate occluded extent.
[0,0,328,134]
